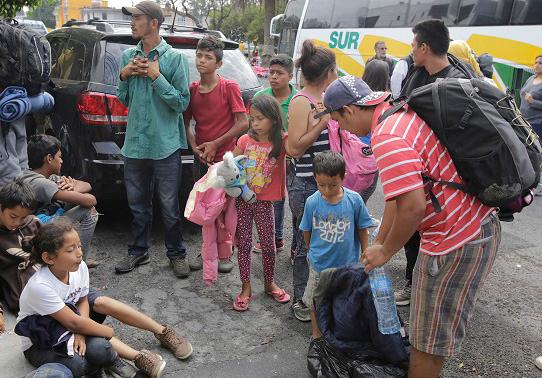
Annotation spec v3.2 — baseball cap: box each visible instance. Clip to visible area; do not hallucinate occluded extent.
[122,1,164,24]
[315,76,391,118]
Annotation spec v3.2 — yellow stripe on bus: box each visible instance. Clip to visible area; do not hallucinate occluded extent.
[358,35,412,62]
[466,34,540,67]
[313,39,365,77]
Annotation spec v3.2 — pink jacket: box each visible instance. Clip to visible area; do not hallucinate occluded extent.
[185,166,237,285]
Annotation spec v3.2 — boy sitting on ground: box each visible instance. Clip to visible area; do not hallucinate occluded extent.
[299,151,372,340]
[18,134,99,267]
[0,180,39,333]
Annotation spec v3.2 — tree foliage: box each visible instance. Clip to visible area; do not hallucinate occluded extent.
[27,0,59,28]
[0,0,40,18]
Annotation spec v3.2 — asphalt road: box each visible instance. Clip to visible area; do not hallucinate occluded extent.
[2,184,542,377]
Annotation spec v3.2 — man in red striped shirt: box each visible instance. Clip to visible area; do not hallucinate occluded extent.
[315,75,501,378]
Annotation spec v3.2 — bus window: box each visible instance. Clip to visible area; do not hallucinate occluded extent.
[455,0,514,26]
[278,0,306,56]
[366,0,410,28]
[302,0,369,28]
[407,0,461,26]
[511,0,542,25]
[303,0,333,28]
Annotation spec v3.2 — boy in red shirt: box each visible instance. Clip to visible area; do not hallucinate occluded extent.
[184,35,249,272]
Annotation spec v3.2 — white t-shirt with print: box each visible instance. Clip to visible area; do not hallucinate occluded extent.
[17,261,90,350]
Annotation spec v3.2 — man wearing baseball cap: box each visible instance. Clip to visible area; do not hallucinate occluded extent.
[319,76,499,378]
[116,1,192,281]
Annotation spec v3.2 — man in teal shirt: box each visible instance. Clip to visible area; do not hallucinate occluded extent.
[115,1,191,278]
[252,54,297,255]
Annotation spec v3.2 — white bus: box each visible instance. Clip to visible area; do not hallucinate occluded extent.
[271,0,542,93]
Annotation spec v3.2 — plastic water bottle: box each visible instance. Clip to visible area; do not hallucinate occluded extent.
[366,221,401,335]
[368,267,401,334]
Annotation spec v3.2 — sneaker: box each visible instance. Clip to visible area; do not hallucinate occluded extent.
[218,258,234,273]
[154,324,193,360]
[105,356,138,378]
[170,258,190,278]
[275,239,285,253]
[134,350,166,378]
[291,298,311,322]
[252,243,262,253]
[535,356,542,370]
[115,253,150,274]
[395,282,412,306]
[189,254,203,271]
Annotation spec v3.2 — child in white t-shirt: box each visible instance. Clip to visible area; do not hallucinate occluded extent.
[17,220,191,377]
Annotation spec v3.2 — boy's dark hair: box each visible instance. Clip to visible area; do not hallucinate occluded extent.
[336,104,376,117]
[362,59,390,91]
[0,179,36,210]
[295,39,336,84]
[536,54,542,61]
[197,35,225,62]
[27,134,61,170]
[412,19,450,56]
[249,95,283,159]
[313,151,345,178]
[374,41,385,49]
[269,54,294,75]
[26,218,78,265]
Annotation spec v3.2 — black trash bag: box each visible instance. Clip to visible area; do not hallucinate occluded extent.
[308,338,407,378]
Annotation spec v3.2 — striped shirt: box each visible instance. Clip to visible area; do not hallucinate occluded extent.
[371,103,494,256]
[290,93,330,177]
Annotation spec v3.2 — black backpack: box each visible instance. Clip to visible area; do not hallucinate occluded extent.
[0,19,51,95]
[379,77,542,216]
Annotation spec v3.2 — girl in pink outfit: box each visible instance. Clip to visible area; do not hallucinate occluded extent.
[232,95,290,311]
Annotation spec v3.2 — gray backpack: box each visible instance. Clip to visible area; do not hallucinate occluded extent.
[0,19,51,95]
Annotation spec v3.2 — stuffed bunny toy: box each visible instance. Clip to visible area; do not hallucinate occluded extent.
[213,151,257,203]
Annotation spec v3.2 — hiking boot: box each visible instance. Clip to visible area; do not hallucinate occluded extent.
[134,350,166,378]
[395,282,412,306]
[189,254,203,271]
[218,258,234,273]
[275,239,285,253]
[105,356,138,378]
[85,258,100,269]
[154,324,193,360]
[291,298,311,322]
[115,253,150,274]
[170,258,190,278]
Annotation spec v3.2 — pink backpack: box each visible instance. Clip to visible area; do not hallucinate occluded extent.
[327,120,378,192]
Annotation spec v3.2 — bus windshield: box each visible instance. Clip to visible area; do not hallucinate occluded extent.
[278,0,306,56]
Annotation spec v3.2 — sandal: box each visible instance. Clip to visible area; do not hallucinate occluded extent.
[233,295,251,311]
[266,288,291,303]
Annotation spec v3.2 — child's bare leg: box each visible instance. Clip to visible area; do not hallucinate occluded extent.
[109,337,139,360]
[310,309,323,339]
[240,282,252,298]
[93,296,164,334]
[264,282,282,292]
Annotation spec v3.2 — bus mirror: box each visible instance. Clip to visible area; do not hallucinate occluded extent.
[270,13,284,38]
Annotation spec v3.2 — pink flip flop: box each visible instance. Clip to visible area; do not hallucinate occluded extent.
[266,289,291,303]
[233,295,251,311]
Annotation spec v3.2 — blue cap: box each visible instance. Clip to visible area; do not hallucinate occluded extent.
[315,76,391,118]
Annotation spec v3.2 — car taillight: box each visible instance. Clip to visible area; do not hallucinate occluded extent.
[77,92,128,126]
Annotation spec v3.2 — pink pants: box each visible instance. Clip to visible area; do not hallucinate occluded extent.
[235,199,276,284]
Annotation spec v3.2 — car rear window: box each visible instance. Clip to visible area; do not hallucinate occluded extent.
[104,41,260,90]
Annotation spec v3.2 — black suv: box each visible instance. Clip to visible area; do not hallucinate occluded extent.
[40,20,261,198]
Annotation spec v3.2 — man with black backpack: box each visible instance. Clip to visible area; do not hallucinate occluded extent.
[316,75,501,378]
[393,19,476,308]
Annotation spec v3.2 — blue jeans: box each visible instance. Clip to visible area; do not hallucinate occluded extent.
[273,199,285,240]
[24,363,73,378]
[63,205,98,259]
[531,121,542,139]
[124,150,186,259]
[287,173,318,300]
[24,338,117,377]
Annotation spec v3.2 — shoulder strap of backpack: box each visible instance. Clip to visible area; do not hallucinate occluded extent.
[377,100,407,124]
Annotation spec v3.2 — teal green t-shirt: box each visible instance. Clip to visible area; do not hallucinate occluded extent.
[253,83,297,131]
